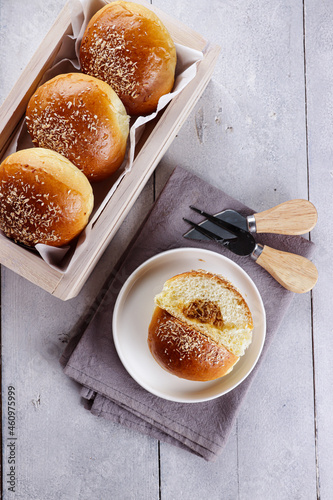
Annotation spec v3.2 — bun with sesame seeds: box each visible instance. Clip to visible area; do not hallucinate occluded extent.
[79,1,177,116]
[26,73,129,182]
[148,270,254,381]
[148,307,239,381]
[0,148,94,247]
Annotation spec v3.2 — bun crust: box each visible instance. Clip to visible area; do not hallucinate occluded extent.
[148,270,254,382]
[79,1,177,115]
[0,148,94,247]
[148,307,239,381]
[26,73,129,182]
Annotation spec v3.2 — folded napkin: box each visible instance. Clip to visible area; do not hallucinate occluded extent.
[61,166,315,461]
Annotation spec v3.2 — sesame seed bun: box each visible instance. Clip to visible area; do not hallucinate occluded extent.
[148,270,254,381]
[79,1,177,115]
[26,73,129,182]
[0,148,94,247]
[148,307,239,382]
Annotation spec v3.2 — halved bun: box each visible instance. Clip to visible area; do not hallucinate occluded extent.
[154,270,254,357]
[148,307,239,381]
[149,270,254,382]
[0,148,94,247]
[79,1,177,115]
[26,72,129,181]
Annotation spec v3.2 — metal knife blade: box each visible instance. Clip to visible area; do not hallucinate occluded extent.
[183,209,248,241]
[183,215,257,257]
[183,212,318,293]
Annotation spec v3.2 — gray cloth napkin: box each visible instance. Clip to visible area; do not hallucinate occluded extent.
[61,166,315,461]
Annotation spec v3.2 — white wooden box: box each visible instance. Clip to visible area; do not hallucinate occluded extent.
[0,0,220,300]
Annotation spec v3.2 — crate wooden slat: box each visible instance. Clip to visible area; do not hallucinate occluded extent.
[0,0,220,300]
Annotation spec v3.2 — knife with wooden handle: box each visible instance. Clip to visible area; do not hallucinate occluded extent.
[184,207,318,294]
[184,200,318,240]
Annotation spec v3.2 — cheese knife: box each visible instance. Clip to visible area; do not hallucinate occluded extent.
[183,208,318,293]
[184,199,317,241]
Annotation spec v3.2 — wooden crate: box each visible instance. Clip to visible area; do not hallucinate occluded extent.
[0,0,220,300]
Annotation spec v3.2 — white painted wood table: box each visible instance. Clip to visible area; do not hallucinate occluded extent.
[1,0,332,498]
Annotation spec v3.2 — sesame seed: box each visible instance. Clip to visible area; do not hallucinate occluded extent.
[155,314,228,365]
[0,175,63,246]
[26,85,102,170]
[80,23,142,100]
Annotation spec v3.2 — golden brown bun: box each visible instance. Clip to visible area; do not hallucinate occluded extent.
[148,270,254,382]
[148,307,239,381]
[79,1,177,115]
[26,72,129,182]
[0,148,94,247]
[154,270,254,357]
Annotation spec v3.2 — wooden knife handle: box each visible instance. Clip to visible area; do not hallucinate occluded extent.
[254,199,318,235]
[255,245,318,293]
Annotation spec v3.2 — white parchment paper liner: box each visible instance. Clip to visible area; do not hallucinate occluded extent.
[3,0,203,272]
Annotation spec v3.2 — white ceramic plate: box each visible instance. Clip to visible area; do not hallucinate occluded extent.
[113,247,266,403]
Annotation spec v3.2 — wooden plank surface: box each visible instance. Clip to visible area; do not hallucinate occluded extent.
[1,0,331,498]
[305,0,333,499]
